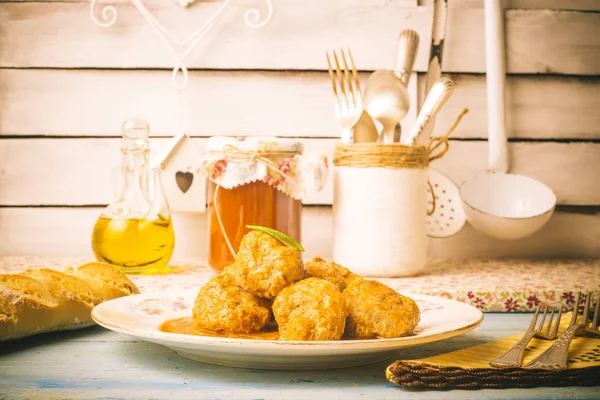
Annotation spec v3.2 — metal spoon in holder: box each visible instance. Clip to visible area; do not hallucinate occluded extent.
[392,29,420,143]
[360,29,418,144]
[404,77,454,146]
[363,29,417,146]
[363,70,410,144]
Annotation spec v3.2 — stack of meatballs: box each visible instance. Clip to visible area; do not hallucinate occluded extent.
[193,231,420,341]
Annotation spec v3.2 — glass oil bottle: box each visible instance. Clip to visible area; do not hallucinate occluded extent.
[91,119,175,274]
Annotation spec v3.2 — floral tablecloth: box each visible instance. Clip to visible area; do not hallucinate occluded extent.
[1,257,598,313]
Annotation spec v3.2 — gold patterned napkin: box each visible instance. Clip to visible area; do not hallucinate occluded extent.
[387,313,600,389]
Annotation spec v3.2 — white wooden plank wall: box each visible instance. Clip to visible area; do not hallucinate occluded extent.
[2,70,599,140]
[0,0,599,258]
[2,3,599,74]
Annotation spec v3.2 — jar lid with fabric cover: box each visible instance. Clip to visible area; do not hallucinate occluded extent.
[200,136,328,199]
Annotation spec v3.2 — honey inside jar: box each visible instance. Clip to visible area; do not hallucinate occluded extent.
[207,180,302,273]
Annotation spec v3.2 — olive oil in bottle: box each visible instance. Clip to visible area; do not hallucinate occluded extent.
[91,119,175,274]
[92,216,174,273]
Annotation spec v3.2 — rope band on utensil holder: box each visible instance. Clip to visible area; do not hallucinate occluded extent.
[332,108,469,215]
[210,145,301,259]
[333,143,430,169]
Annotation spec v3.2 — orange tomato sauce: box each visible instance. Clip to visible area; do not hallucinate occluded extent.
[159,317,280,340]
[159,317,373,341]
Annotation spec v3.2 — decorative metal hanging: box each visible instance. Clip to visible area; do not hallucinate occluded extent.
[90,0,273,91]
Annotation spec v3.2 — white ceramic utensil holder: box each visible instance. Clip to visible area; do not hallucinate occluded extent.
[332,144,430,277]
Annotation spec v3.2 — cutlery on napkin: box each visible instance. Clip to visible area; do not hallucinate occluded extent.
[386,312,600,390]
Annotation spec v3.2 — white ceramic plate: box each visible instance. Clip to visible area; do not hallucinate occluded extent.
[92,289,483,370]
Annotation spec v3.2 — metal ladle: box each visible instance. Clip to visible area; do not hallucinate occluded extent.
[459,0,556,240]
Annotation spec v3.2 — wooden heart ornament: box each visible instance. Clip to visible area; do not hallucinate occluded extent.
[175,171,194,194]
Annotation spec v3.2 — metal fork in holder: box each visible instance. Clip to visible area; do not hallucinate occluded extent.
[489,305,561,368]
[525,292,600,371]
[326,49,363,144]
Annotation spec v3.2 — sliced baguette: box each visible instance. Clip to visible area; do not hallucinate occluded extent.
[20,268,99,332]
[0,274,61,341]
[22,268,100,306]
[72,262,140,302]
[0,263,140,341]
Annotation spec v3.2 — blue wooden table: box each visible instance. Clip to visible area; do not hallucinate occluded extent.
[1,313,598,399]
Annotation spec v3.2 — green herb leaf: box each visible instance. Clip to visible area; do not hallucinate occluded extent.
[246,225,305,252]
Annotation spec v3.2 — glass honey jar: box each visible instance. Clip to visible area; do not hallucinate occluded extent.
[200,137,329,272]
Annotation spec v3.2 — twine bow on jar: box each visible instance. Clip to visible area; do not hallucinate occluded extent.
[220,144,300,185]
[199,137,328,198]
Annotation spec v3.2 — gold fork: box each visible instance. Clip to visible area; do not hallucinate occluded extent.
[525,292,599,371]
[489,305,562,368]
[326,49,364,144]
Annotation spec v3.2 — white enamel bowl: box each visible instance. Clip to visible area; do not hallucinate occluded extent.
[460,173,556,240]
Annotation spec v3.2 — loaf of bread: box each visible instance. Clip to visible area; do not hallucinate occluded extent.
[0,262,140,341]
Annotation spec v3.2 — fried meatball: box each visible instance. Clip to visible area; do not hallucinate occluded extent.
[343,279,420,339]
[225,231,304,300]
[272,278,347,341]
[192,273,271,334]
[304,257,360,291]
